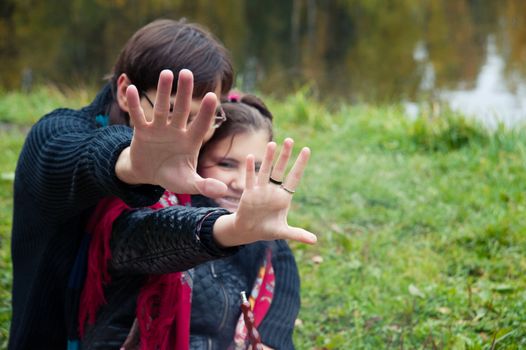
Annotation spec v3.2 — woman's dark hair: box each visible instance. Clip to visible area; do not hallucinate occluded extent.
[111,18,233,98]
[199,94,274,160]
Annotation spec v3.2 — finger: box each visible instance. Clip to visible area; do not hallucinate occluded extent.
[257,142,276,185]
[170,171,227,197]
[279,226,317,244]
[245,155,256,190]
[270,138,294,182]
[126,85,147,128]
[282,147,311,192]
[170,69,193,129]
[152,69,174,127]
[195,177,228,198]
[188,92,217,141]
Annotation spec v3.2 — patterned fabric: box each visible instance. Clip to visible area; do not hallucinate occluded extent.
[231,249,275,349]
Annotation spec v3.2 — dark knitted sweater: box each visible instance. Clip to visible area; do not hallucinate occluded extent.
[9,85,231,350]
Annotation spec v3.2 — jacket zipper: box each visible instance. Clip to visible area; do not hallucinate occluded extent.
[210,262,230,333]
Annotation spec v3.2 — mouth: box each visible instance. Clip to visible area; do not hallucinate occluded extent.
[216,196,241,211]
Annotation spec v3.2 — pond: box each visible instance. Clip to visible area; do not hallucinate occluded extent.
[1,0,525,125]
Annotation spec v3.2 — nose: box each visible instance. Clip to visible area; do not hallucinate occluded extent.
[230,168,246,192]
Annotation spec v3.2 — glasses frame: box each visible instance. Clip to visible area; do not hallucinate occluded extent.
[141,90,226,129]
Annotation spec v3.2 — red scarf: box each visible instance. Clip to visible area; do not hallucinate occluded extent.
[78,193,192,350]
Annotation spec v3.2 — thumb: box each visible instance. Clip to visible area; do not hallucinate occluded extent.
[195,177,228,198]
[280,226,317,245]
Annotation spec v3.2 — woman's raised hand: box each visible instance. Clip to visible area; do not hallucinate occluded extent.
[213,138,317,246]
[115,69,228,198]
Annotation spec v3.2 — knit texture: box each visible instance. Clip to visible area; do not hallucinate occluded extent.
[257,240,301,349]
[9,85,164,350]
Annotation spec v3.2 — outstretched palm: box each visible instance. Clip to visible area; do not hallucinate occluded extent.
[214,139,317,246]
[124,69,227,197]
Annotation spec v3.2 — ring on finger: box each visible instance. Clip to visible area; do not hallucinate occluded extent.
[280,184,295,194]
[269,177,283,185]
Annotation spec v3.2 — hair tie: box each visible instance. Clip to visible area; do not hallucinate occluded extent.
[228,91,241,102]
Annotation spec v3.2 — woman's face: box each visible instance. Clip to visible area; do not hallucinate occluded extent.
[198,130,270,212]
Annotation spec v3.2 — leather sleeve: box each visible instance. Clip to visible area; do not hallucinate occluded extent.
[109,206,238,275]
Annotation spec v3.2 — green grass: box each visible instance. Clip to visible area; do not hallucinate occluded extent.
[0,130,25,348]
[0,89,525,348]
[0,86,94,125]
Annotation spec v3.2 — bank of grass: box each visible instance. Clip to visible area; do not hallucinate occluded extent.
[0,88,525,349]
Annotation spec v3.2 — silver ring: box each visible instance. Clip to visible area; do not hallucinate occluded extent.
[269,177,283,185]
[280,184,295,194]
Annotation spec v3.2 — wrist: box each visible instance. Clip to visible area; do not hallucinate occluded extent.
[115,147,140,185]
[196,209,239,255]
[213,213,243,247]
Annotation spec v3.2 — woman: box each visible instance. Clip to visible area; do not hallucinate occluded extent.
[190,94,300,350]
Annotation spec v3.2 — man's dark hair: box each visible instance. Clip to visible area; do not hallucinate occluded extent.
[111,18,233,98]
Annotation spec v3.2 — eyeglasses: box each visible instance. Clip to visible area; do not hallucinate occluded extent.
[141,91,227,129]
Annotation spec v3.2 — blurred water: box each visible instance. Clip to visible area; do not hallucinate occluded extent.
[1,1,525,125]
[407,36,526,127]
[442,38,526,127]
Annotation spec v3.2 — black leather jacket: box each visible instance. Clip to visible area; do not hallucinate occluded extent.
[81,199,299,350]
[187,196,300,350]
[189,240,300,350]
[80,206,236,349]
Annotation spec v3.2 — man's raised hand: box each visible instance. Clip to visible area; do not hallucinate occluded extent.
[116,69,227,198]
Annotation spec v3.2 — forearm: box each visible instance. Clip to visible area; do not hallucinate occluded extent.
[21,114,162,218]
[109,206,237,275]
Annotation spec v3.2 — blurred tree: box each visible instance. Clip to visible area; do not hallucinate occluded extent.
[500,0,526,89]
[329,0,424,101]
[424,0,489,91]
[0,0,524,104]
[0,0,18,89]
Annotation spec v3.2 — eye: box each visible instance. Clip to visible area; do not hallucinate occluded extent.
[218,160,237,169]
[254,162,262,173]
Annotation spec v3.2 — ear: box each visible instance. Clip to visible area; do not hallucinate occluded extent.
[116,73,131,112]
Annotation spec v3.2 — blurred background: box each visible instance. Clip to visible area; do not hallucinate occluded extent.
[1,0,525,125]
[2,2,526,348]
